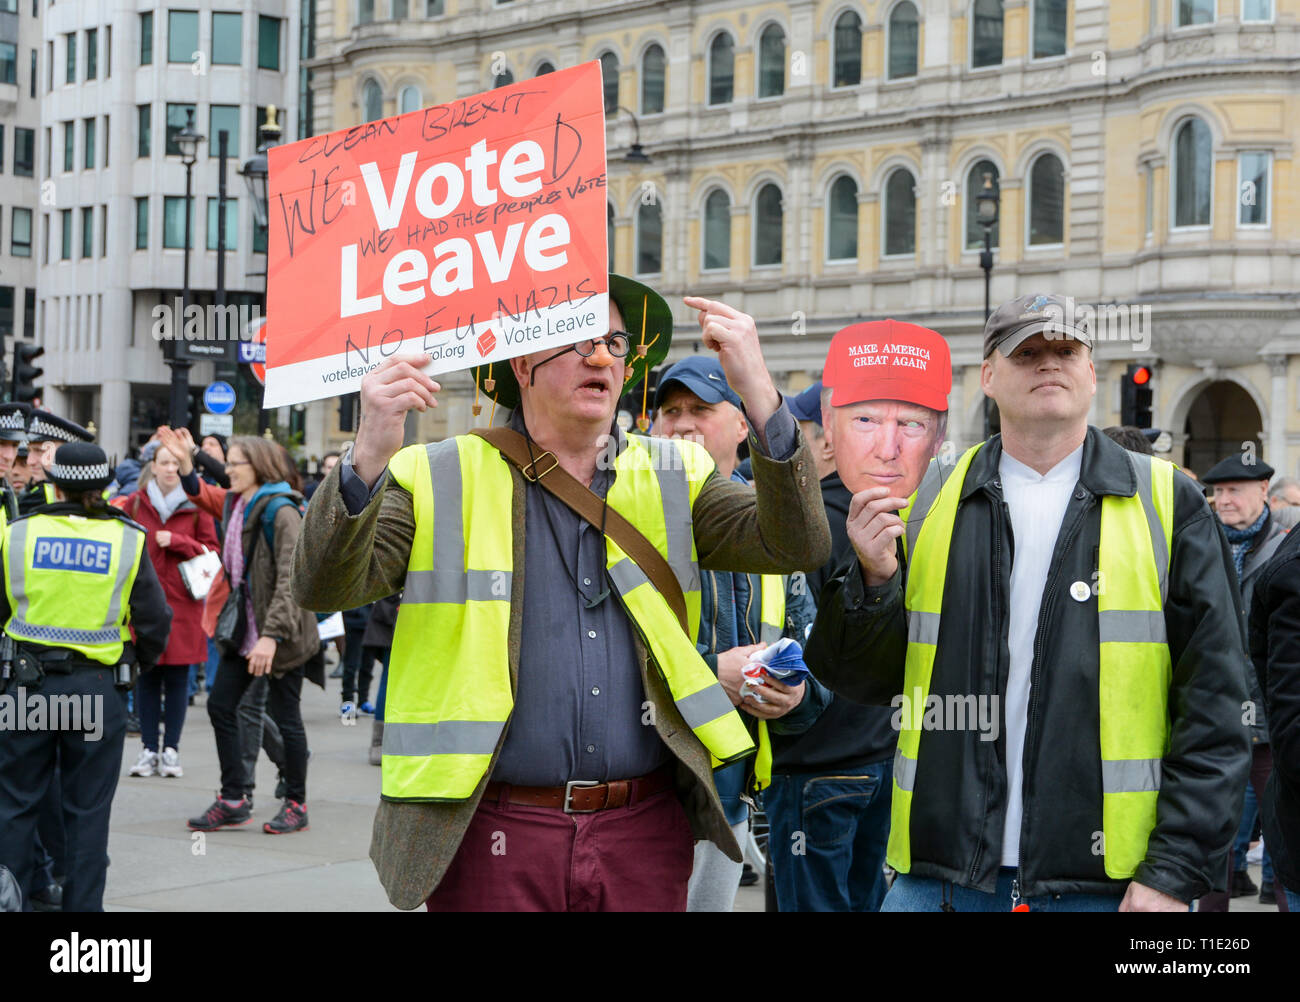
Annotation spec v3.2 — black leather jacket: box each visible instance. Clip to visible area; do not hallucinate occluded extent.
[805,428,1252,903]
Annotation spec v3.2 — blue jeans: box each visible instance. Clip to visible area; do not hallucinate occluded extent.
[763,759,892,912]
[883,869,1123,912]
[1286,887,1300,912]
[1232,779,1273,884]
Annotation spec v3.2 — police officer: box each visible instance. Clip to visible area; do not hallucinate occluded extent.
[0,442,171,911]
[0,402,31,529]
[19,410,95,515]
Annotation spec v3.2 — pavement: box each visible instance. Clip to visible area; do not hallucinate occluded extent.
[100,664,1275,912]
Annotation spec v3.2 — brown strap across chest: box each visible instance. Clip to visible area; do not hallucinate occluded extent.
[469,426,690,635]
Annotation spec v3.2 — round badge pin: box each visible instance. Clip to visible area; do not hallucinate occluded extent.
[1069,581,1091,602]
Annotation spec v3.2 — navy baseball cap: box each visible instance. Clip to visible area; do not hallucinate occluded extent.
[787,382,824,426]
[654,356,743,411]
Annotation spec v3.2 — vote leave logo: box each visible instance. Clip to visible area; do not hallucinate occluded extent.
[476,329,498,357]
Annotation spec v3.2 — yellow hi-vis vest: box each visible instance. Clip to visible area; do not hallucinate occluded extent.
[2,513,145,664]
[752,574,786,792]
[380,431,757,801]
[890,443,1174,879]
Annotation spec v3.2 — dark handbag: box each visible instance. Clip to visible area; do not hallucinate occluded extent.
[214,581,247,653]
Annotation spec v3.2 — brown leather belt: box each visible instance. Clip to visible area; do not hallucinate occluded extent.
[484,764,674,814]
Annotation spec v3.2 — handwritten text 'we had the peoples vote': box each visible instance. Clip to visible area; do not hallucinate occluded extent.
[275,91,605,319]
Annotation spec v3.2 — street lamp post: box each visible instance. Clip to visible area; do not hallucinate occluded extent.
[615,106,650,164]
[976,171,1001,439]
[170,108,205,428]
[239,106,281,434]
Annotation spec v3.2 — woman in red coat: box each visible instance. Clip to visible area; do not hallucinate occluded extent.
[118,444,219,778]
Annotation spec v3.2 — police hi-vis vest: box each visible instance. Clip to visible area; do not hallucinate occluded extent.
[892,443,1174,879]
[2,513,145,664]
[380,432,757,801]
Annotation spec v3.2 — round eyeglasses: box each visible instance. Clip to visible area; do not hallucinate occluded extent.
[570,332,631,357]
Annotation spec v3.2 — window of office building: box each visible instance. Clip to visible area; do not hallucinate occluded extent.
[81,205,93,258]
[1238,151,1271,226]
[426,0,444,13]
[101,204,108,256]
[166,102,197,156]
[641,44,665,114]
[1242,0,1273,21]
[754,184,783,266]
[254,209,267,253]
[62,121,74,172]
[535,61,554,76]
[61,208,72,259]
[14,126,33,176]
[135,197,149,249]
[140,11,154,64]
[758,24,786,98]
[1176,0,1215,27]
[600,51,619,114]
[65,31,76,83]
[212,12,241,65]
[709,32,734,105]
[702,189,730,271]
[398,86,420,114]
[87,27,98,78]
[885,167,922,259]
[971,0,1004,68]
[83,117,95,169]
[965,159,1001,248]
[207,196,238,250]
[209,105,240,157]
[0,287,12,340]
[833,11,862,87]
[163,195,193,249]
[1033,0,1067,58]
[493,68,513,88]
[138,104,151,157]
[11,208,32,257]
[23,288,34,339]
[359,0,374,24]
[362,79,383,121]
[169,10,198,64]
[0,41,16,85]
[1172,117,1212,228]
[258,16,281,70]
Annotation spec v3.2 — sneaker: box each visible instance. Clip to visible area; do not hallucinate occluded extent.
[1247,839,1265,866]
[129,748,158,777]
[187,796,252,831]
[1231,869,1258,898]
[158,747,183,778]
[125,713,141,735]
[263,799,309,834]
[358,701,376,716]
[739,862,759,887]
[340,702,357,725]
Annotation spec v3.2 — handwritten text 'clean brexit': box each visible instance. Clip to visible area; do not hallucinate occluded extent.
[341,138,572,319]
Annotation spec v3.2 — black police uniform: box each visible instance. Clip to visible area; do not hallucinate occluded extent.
[0,455,171,912]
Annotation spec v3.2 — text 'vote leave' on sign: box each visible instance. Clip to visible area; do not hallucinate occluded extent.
[263,61,610,408]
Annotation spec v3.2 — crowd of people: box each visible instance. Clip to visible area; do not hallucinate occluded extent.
[0,274,1298,915]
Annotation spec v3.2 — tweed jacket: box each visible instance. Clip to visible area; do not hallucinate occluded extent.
[292,428,830,909]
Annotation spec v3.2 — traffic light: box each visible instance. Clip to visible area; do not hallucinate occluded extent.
[12,343,44,404]
[1121,363,1153,428]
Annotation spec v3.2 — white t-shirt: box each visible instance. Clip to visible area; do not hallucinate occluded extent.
[998,444,1084,868]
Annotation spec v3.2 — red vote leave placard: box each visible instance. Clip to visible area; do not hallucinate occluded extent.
[262,62,608,408]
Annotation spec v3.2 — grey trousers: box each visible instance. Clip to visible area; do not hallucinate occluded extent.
[686,819,749,912]
[237,676,284,796]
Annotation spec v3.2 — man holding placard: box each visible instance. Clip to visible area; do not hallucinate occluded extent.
[292,273,829,911]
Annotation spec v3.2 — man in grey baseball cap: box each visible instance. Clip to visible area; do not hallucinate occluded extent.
[806,290,1250,911]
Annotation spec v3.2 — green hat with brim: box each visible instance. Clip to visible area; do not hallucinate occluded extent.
[470,274,673,415]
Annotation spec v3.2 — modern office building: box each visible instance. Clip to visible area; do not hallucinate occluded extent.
[34,1,302,457]
[303,0,1300,476]
[1,0,41,366]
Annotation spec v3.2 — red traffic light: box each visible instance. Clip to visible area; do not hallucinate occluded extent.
[1131,365,1151,385]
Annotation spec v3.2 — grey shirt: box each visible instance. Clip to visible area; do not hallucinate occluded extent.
[339,400,798,785]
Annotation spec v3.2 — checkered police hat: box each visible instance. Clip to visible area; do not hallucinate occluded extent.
[0,402,31,443]
[46,442,113,492]
[27,409,94,445]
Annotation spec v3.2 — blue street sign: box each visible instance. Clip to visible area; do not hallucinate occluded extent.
[237,341,266,364]
[203,381,237,415]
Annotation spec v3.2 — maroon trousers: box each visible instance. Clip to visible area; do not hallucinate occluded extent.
[425,787,695,912]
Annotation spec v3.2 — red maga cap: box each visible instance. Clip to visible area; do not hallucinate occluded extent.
[822,320,952,411]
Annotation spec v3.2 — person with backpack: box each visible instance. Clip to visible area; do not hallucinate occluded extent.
[116,442,218,779]
[156,428,321,835]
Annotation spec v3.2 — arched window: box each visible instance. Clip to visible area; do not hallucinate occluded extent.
[1032,0,1067,58]
[703,189,731,271]
[535,61,555,76]
[833,11,862,87]
[398,85,420,115]
[636,198,662,275]
[758,24,786,98]
[888,2,920,79]
[964,159,1000,249]
[1027,153,1065,245]
[641,44,666,114]
[1172,117,1212,228]
[754,183,783,266]
[1176,0,1215,27]
[971,0,1004,68]
[600,52,619,114]
[493,68,513,88]
[827,175,859,261]
[607,202,616,272]
[362,79,383,122]
[883,168,917,256]
[709,32,734,105]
